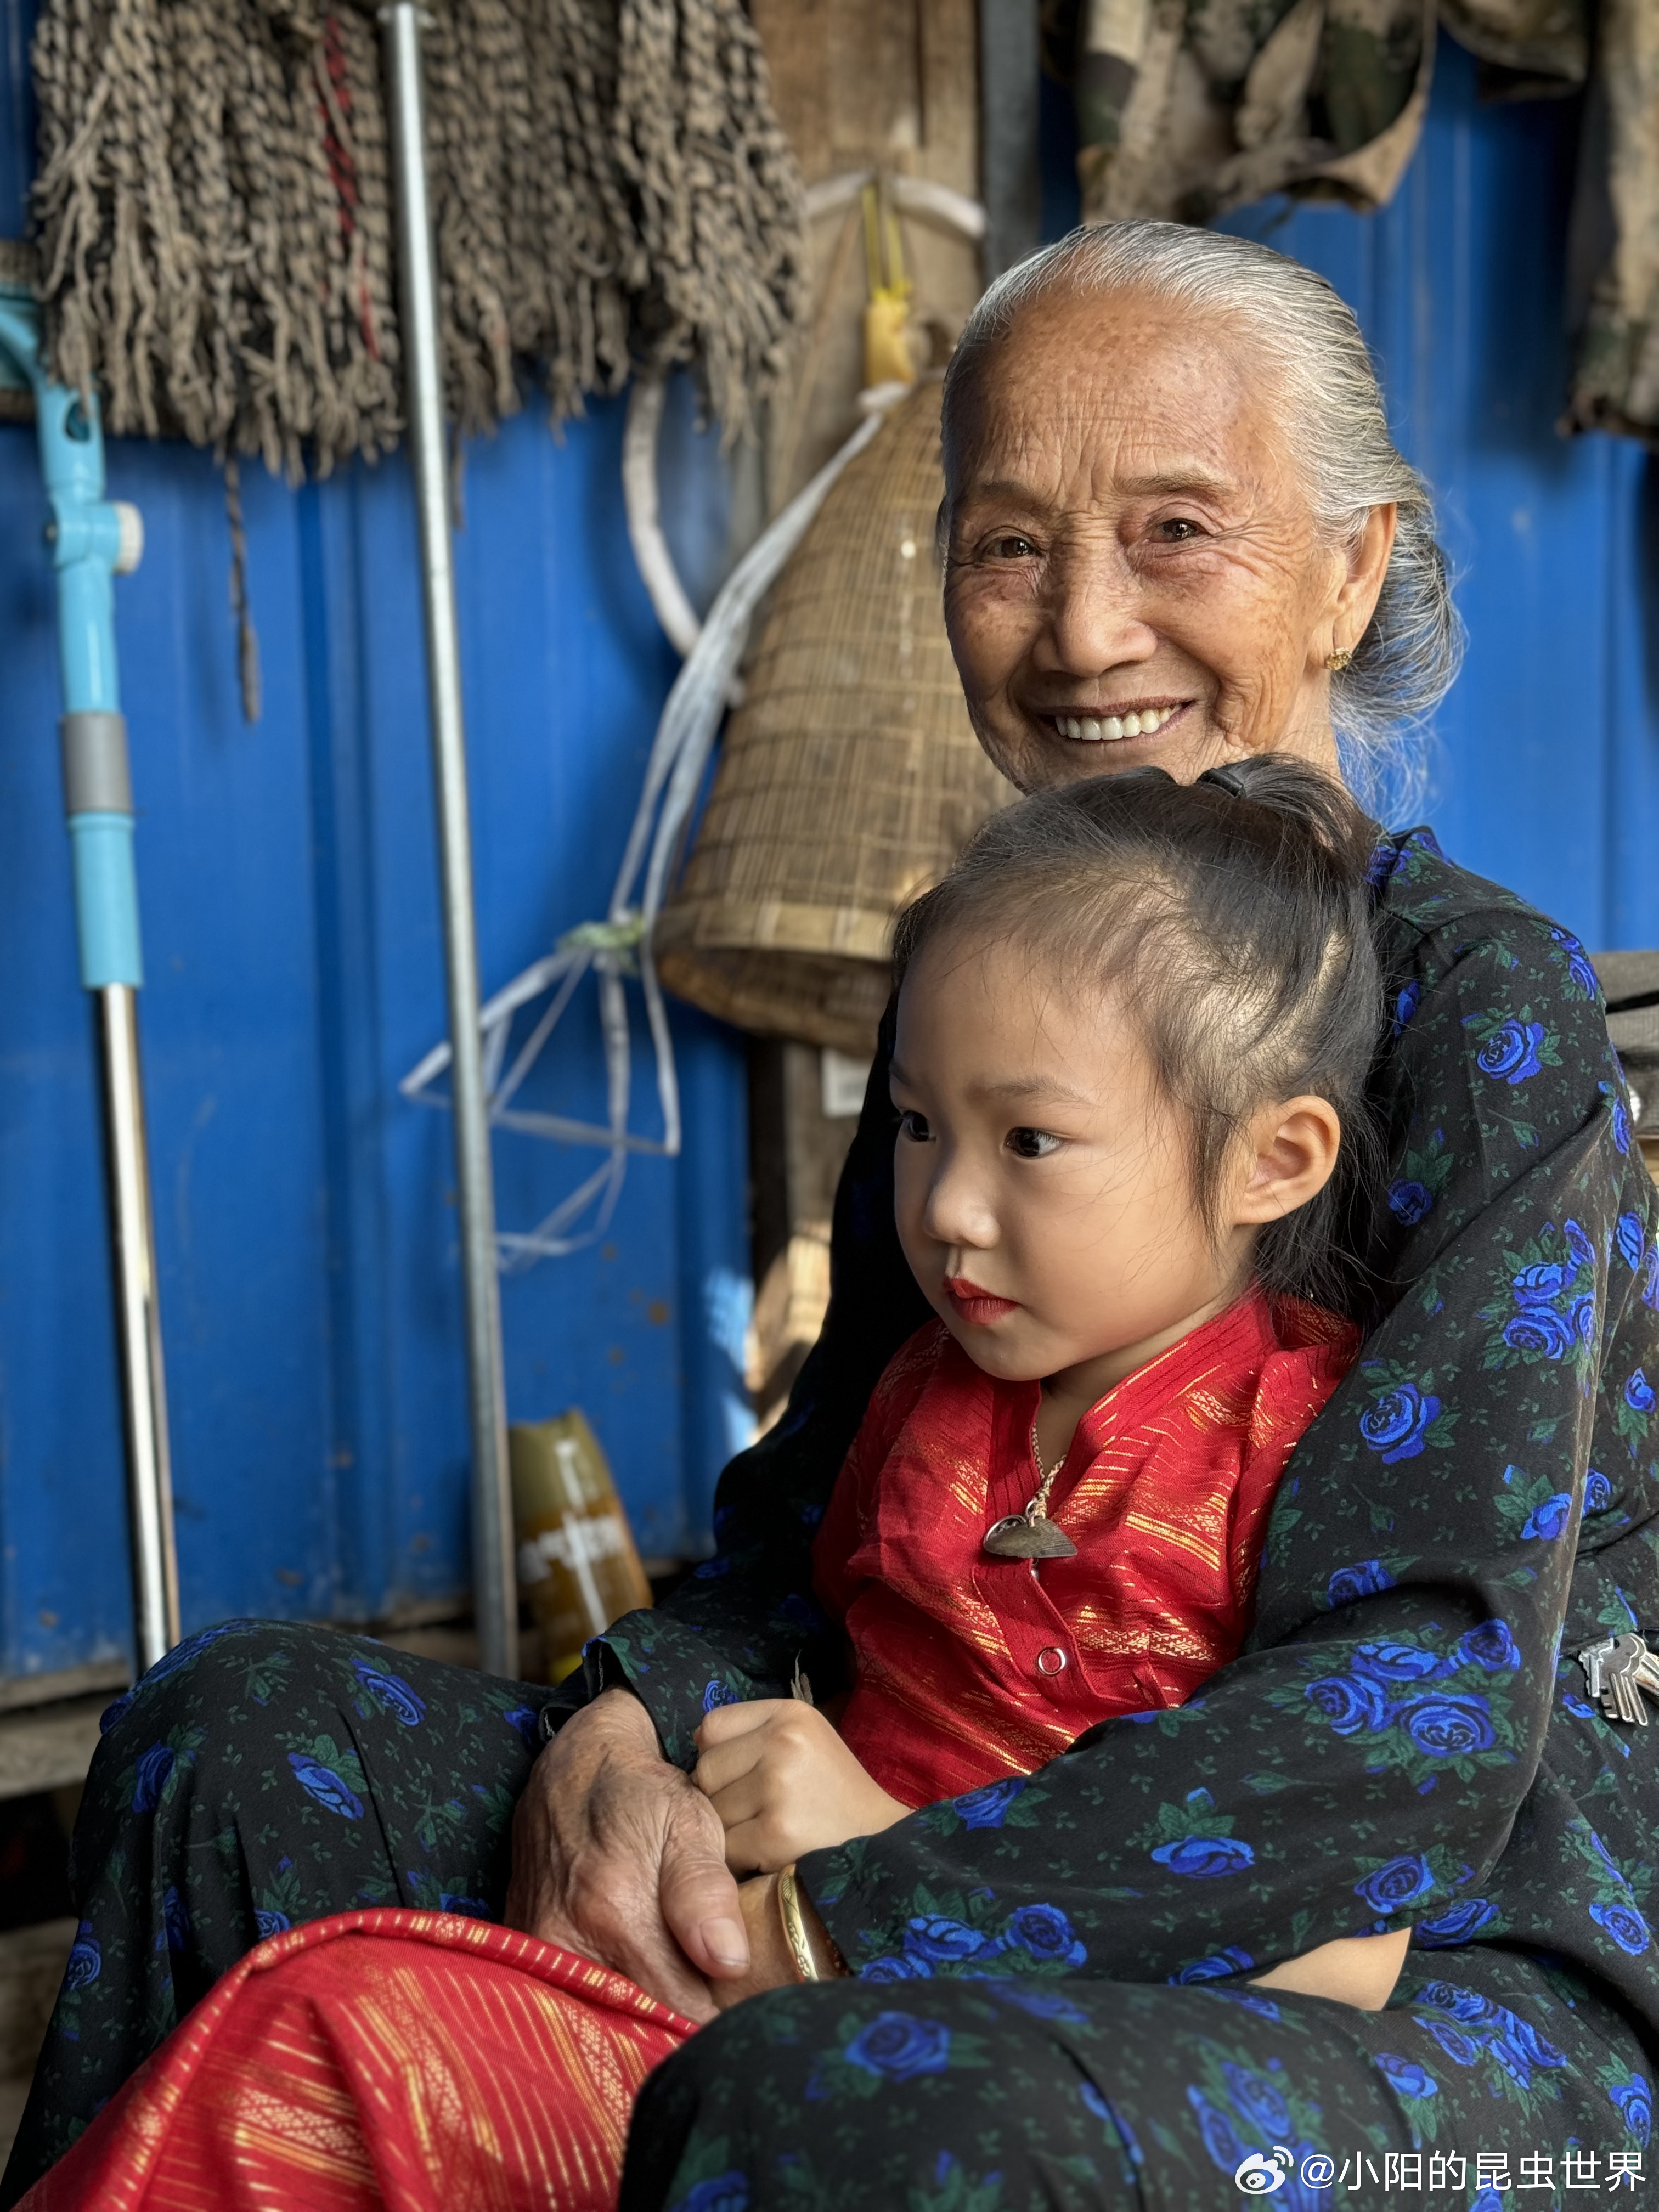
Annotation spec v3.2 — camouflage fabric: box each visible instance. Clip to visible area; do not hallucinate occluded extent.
[1068,0,1596,221]
[1563,0,1659,443]
[1073,0,1440,222]
[1067,0,1659,443]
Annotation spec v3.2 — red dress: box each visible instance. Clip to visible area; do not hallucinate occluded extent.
[816,1287,1359,1808]
[22,1290,1355,2212]
[17,1909,696,2212]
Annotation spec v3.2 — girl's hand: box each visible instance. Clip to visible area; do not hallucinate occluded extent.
[693,1699,910,1873]
[708,1871,848,2011]
[707,1874,790,2011]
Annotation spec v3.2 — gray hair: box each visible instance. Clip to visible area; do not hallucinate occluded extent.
[941,222,1462,817]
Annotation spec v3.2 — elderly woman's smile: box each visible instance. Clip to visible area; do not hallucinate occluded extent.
[941,289,1397,795]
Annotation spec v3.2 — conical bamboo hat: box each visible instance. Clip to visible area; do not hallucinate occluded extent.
[654,379,1014,1058]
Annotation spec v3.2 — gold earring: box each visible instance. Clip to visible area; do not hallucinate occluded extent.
[1326,646,1353,672]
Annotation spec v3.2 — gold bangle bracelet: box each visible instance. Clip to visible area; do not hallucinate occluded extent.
[777,1864,821,1983]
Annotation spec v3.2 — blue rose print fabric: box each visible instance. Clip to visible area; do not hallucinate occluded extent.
[10,828,1659,2211]
[622,1946,1654,2209]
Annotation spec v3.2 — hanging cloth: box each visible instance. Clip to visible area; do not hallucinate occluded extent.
[1063,0,1659,446]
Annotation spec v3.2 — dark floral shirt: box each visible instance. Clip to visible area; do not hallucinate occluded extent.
[552,830,1659,2023]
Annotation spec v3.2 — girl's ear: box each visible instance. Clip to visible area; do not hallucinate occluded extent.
[1232,1094,1342,1226]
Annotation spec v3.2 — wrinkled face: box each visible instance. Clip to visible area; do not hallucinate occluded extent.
[941,287,1376,794]
[890,933,1245,1392]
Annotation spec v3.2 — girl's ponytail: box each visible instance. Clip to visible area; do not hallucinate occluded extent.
[1194,754,1379,893]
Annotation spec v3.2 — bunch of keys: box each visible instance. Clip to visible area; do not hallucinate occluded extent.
[1578,1634,1659,1725]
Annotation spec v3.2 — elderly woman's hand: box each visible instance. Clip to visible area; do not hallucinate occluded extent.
[503,1685,748,2024]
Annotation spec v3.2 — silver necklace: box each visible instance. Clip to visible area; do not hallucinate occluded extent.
[983,1421,1078,1560]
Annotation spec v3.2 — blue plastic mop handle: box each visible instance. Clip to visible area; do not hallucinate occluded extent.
[0,289,143,990]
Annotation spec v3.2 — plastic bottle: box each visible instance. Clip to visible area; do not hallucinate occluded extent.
[509,1410,652,1683]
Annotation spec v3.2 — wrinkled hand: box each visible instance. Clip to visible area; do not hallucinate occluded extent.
[693,1697,909,1874]
[503,1686,746,2023]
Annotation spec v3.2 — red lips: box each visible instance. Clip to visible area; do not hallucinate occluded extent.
[944,1276,1019,1324]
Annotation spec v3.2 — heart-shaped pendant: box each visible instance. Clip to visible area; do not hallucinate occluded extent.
[982,1514,1077,1560]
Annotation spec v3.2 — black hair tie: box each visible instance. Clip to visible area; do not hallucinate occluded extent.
[1198,763,1250,799]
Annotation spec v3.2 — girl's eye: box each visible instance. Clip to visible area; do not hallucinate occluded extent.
[1006,1126,1060,1160]
[897,1110,932,1143]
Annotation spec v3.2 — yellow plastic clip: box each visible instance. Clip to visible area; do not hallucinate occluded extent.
[861,181,915,391]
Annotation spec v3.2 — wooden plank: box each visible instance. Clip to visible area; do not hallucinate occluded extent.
[0,1664,128,1716]
[752,0,835,179]
[754,0,984,503]
[919,0,980,195]
[0,2079,30,2176]
[0,1917,75,2172]
[755,0,978,185]
[0,1700,105,1801]
[0,1917,74,2085]
[830,0,923,162]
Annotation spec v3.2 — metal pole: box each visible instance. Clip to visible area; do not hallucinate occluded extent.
[978,0,1041,276]
[0,280,181,1675]
[382,3,517,1680]
[98,983,180,1667]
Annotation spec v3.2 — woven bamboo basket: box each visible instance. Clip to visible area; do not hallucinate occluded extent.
[654,379,1014,1057]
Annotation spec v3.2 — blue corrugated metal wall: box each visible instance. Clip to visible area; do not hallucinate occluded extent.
[1221,43,1659,947]
[3,16,1658,1680]
[0,0,752,1679]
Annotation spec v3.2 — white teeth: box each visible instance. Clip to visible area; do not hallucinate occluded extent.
[1056,706,1179,740]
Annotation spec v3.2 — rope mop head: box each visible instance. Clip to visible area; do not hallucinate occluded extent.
[29,0,805,475]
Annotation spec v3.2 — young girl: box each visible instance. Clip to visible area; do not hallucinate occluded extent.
[695,754,1409,2008]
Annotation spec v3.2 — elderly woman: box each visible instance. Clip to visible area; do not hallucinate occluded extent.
[8,220,1658,2210]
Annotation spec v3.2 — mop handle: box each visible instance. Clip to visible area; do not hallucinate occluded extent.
[0,287,179,1672]
[0,289,144,991]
